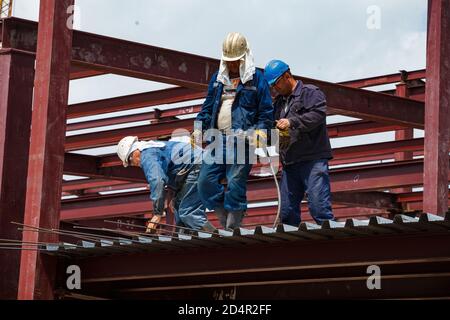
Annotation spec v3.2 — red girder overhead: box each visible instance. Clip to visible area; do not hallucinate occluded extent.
[18,0,74,300]
[64,153,145,182]
[66,105,202,132]
[424,0,450,216]
[65,118,193,151]
[69,65,106,80]
[1,17,424,128]
[67,87,204,119]
[339,69,426,89]
[65,83,424,134]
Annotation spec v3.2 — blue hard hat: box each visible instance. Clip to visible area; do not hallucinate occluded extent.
[264,60,290,86]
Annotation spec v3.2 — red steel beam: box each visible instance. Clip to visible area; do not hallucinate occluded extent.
[423,0,450,216]
[18,0,74,300]
[60,191,386,223]
[65,81,425,133]
[331,192,400,211]
[63,138,430,182]
[64,153,145,182]
[69,64,106,80]
[94,138,430,170]
[62,179,131,193]
[65,119,405,152]
[1,18,218,90]
[2,17,425,128]
[393,82,414,194]
[64,83,424,134]
[60,160,450,221]
[293,75,424,128]
[67,87,204,119]
[332,138,425,161]
[407,200,450,212]
[65,118,192,151]
[339,69,426,89]
[67,104,202,132]
[398,191,450,204]
[327,120,404,138]
[0,50,35,300]
[382,84,426,102]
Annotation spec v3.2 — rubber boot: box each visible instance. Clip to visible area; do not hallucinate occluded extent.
[226,211,245,231]
[214,206,228,229]
[201,221,218,233]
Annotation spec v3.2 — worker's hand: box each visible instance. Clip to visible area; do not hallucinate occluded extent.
[252,129,268,148]
[190,129,202,148]
[165,188,176,224]
[146,215,162,234]
[277,129,291,150]
[276,119,291,131]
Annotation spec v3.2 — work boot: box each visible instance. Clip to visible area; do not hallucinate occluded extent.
[201,221,218,233]
[214,206,228,229]
[226,211,245,231]
[178,227,193,236]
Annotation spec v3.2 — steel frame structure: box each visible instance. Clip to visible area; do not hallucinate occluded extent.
[0,0,448,300]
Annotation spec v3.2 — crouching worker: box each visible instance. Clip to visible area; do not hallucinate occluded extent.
[117,136,216,233]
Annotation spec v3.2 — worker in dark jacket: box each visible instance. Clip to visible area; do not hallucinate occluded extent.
[264,60,335,227]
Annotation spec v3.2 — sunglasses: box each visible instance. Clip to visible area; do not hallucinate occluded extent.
[273,74,284,88]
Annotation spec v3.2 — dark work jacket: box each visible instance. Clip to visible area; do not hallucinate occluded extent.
[274,81,333,166]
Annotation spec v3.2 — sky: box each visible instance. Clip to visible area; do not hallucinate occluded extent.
[11,0,428,164]
[13,0,427,99]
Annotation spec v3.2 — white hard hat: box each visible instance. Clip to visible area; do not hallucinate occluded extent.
[117,136,138,167]
[222,32,248,62]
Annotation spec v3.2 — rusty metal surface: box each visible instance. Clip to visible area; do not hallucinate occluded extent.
[18,0,74,300]
[0,50,35,300]
[47,213,450,299]
[24,213,449,260]
[424,0,450,216]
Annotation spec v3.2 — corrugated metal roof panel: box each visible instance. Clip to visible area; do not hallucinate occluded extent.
[27,213,450,259]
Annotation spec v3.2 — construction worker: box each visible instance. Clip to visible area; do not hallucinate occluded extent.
[192,32,274,231]
[117,136,216,233]
[264,60,335,226]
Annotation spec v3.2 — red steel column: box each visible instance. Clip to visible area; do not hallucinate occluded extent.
[423,0,450,216]
[18,0,74,300]
[393,81,414,195]
[0,50,35,299]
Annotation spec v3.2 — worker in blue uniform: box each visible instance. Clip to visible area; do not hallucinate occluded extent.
[117,136,216,233]
[192,33,274,231]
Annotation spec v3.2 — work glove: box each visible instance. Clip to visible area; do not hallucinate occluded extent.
[252,129,268,148]
[278,129,291,150]
[146,215,162,234]
[190,129,202,148]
